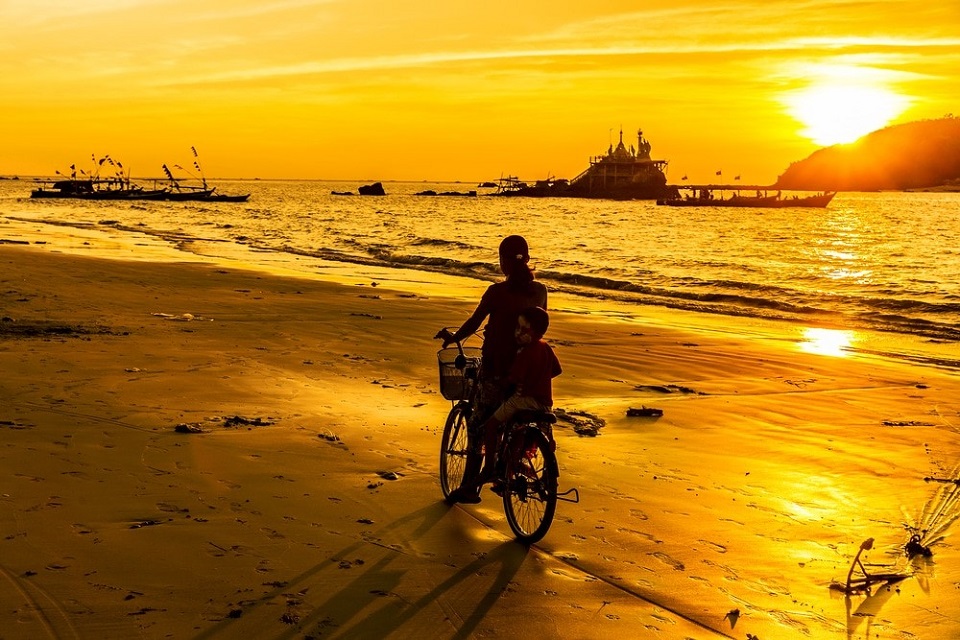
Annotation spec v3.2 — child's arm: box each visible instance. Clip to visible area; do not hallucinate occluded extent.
[550,345,562,378]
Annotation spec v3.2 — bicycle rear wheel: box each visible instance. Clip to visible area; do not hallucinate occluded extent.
[439,403,470,499]
[502,426,558,544]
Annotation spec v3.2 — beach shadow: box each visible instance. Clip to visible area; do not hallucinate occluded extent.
[191,502,450,639]
[304,540,528,639]
[192,501,526,639]
[844,581,902,640]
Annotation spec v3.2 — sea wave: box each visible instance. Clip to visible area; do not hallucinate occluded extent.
[8,186,960,347]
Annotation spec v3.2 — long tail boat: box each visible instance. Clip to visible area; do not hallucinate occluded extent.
[657,190,836,208]
[30,178,166,200]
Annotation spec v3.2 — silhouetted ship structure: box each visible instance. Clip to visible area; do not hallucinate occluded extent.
[496,128,675,200]
[657,189,835,208]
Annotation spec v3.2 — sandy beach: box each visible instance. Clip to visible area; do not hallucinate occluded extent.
[2,229,959,639]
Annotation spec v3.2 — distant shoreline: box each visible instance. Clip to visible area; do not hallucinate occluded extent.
[4,174,960,192]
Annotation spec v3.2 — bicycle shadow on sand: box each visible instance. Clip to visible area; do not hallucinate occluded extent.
[193,500,527,639]
[313,538,528,639]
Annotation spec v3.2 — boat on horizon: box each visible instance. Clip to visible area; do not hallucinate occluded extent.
[656,189,836,208]
[161,160,250,202]
[29,178,249,202]
[30,178,167,200]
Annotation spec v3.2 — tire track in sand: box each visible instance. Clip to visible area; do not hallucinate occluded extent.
[0,564,81,639]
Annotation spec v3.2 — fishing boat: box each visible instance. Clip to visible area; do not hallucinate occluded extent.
[30,178,166,200]
[31,155,168,200]
[161,154,250,202]
[200,191,250,202]
[657,189,836,208]
[162,187,215,201]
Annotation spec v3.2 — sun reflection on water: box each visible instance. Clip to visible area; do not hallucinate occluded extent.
[800,328,854,357]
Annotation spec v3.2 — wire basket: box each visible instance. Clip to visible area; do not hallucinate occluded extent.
[437,346,482,401]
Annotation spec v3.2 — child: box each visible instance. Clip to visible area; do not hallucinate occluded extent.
[449,306,561,504]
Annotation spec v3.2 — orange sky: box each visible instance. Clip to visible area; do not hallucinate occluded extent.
[1,1,958,184]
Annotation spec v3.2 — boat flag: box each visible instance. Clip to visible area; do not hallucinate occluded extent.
[191,146,198,158]
[716,170,722,176]
[681,175,688,180]
[735,175,741,180]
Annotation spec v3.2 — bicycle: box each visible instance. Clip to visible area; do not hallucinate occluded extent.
[435,329,578,544]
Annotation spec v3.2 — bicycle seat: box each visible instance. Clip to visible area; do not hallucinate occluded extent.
[513,410,557,424]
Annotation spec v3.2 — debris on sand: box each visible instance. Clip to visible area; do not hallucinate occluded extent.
[882,419,935,427]
[829,537,909,594]
[633,383,705,395]
[627,406,663,417]
[555,408,605,437]
[905,534,933,558]
[723,608,740,627]
[0,319,118,339]
[174,423,204,434]
[224,415,273,427]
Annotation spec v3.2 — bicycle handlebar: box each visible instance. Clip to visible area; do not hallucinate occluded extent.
[435,327,481,371]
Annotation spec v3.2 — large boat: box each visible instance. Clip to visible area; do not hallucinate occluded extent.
[657,189,836,208]
[496,128,677,200]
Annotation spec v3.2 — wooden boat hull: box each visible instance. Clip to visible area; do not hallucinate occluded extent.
[202,193,250,202]
[657,192,836,208]
[163,189,215,201]
[31,188,168,200]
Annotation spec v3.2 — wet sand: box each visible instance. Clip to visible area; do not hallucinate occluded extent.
[1,233,959,639]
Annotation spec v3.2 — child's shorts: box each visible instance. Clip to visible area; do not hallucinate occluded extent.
[492,394,551,423]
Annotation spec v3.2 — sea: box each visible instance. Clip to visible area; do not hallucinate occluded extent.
[3,179,959,366]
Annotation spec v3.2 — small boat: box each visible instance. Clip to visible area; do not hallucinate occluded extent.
[161,180,216,201]
[32,155,167,200]
[160,161,249,202]
[30,179,94,198]
[201,191,250,202]
[30,178,166,200]
[657,190,836,208]
[85,184,168,200]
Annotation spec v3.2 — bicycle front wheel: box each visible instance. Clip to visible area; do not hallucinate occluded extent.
[503,426,558,544]
[439,403,470,499]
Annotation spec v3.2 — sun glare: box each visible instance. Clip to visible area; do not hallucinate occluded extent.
[786,84,909,146]
[799,328,854,357]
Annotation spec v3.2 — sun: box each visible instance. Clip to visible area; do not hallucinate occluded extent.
[785,83,910,146]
